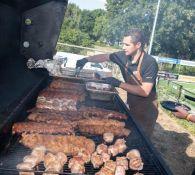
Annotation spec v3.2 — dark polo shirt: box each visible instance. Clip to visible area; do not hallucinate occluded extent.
[109,51,158,92]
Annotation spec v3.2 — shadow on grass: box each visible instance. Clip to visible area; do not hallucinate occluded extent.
[152,123,195,175]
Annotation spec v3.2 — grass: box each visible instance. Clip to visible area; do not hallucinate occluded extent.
[175,81,195,93]
[157,79,195,136]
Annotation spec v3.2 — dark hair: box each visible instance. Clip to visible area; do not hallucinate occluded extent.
[124,28,146,49]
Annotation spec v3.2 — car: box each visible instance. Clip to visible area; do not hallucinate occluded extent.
[55,51,112,77]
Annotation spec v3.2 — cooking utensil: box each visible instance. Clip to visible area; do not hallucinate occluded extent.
[86,82,117,101]
[113,54,142,85]
[160,100,191,112]
[184,95,195,102]
[74,67,82,77]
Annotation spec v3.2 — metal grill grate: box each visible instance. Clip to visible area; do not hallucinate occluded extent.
[0,95,172,175]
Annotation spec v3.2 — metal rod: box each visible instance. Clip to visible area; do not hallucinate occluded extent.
[148,0,161,54]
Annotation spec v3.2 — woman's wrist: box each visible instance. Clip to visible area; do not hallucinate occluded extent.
[185,113,191,121]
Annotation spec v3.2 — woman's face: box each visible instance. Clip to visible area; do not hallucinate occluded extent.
[122,36,141,56]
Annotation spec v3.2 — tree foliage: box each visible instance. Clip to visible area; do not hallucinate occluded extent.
[59,1,195,60]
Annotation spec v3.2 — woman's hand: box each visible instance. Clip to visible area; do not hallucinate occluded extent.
[173,106,189,119]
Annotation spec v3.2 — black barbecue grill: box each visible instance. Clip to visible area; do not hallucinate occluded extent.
[0,94,173,175]
[0,0,173,174]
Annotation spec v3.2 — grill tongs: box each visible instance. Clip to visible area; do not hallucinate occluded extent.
[74,67,82,77]
[111,54,142,85]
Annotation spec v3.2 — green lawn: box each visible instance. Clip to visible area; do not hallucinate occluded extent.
[157,79,195,135]
[175,81,195,93]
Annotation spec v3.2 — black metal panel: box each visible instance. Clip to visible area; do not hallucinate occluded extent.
[20,1,68,60]
[0,0,67,12]
[0,3,20,61]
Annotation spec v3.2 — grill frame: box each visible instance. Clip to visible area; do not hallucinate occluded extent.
[0,89,173,175]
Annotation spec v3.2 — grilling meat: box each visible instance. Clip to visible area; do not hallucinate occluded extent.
[129,157,143,171]
[23,155,40,166]
[21,134,95,156]
[101,152,111,163]
[78,118,125,127]
[77,150,91,163]
[79,106,127,120]
[96,144,108,155]
[126,149,141,159]
[43,152,67,175]
[12,122,74,135]
[116,157,128,170]
[114,139,127,153]
[28,106,128,122]
[77,118,130,136]
[16,162,34,170]
[103,132,114,143]
[91,152,104,168]
[96,160,116,175]
[108,145,119,157]
[78,125,130,136]
[27,112,77,127]
[115,166,126,175]
[31,146,46,162]
[68,156,85,174]
[19,172,35,175]
[36,89,85,111]
[126,149,143,171]
[49,78,85,91]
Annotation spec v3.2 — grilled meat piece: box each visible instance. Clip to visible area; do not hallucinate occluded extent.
[77,118,129,137]
[16,162,34,170]
[116,157,128,170]
[23,155,40,166]
[36,89,85,111]
[101,152,111,163]
[91,152,103,168]
[108,145,119,157]
[129,157,143,171]
[96,160,116,175]
[28,106,127,122]
[31,146,46,162]
[44,153,57,168]
[56,152,67,166]
[21,134,95,156]
[49,78,85,91]
[27,112,77,127]
[103,132,114,143]
[12,122,74,135]
[19,172,35,175]
[78,118,125,127]
[126,149,143,171]
[126,149,141,159]
[115,165,126,175]
[77,150,91,163]
[68,156,86,174]
[44,152,67,174]
[96,144,108,155]
[114,139,127,153]
[79,106,127,120]
[78,124,130,136]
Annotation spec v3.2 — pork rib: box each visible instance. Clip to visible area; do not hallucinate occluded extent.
[36,89,85,111]
[12,122,74,135]
[20,134,95,156]
[79,106,127,120]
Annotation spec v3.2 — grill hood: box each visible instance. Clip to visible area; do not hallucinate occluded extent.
[0,0,68,146]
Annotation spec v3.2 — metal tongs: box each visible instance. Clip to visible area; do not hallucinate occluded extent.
[74,67,82,77]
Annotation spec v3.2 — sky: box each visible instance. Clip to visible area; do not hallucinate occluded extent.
[69,0,106,10]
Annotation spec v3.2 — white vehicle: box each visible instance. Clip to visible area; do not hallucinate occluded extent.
[55,52,112,77]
